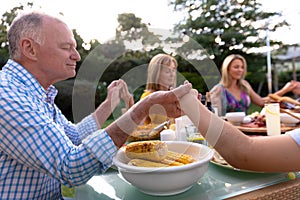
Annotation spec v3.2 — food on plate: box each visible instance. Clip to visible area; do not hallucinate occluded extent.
[166,151,195,164]
[240,112,266,128]
[127,124,165,142]
[128,158,184,167]
[169,123,176,131]
[252,114,266,127]
[247,111,260,119]
[160,158,185,166]
[128,159,169,167]
[268,93,300,107]
[242,116,252,124]
[211,150,232,167]
[125,141,195,167]
[125,140,168,161]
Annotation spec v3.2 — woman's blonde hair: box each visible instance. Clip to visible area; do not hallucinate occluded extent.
[221,54,250,94]
[146,53,178,91]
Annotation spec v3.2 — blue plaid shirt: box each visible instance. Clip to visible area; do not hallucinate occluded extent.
[0,59,118,199]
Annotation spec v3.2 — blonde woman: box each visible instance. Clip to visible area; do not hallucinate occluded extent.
[210,54,265,116]
[140,53,178,124]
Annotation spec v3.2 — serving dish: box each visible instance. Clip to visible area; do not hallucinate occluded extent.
[280,113,300,126]
[225,112,246,125]
[113,141,214,196]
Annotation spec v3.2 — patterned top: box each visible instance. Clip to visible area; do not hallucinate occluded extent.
[0,59,117,199]
[224,88,251,113]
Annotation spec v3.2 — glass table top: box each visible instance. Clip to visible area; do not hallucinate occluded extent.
[76,163,297,200]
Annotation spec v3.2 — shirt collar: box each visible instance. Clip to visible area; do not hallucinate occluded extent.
[3,59,58,104]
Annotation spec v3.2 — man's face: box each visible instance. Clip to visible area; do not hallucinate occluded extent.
[35,17,81,85]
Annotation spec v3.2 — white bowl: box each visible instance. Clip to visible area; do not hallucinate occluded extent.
[113,141,213,196]
[225,112,246,125]
[280,113,300,126]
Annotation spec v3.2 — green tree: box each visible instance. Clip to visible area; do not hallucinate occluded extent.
[170,0,290,94]
[171,0,288,66]
[0,3,35,68]
[116,13,160,46]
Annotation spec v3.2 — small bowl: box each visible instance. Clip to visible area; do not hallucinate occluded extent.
[280,113,300,126]
[225,112,246,125]
[113,141,213,196]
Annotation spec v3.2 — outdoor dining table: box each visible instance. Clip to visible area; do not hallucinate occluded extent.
[75,117,300,199]
[75,163,300,199]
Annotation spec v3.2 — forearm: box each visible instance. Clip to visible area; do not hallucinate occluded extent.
[179,92,300,172]
[105,97,150,147]
[274,88,289,96]
[274,82,294,97]
[179,92,251,166]
[93,99,114,128]
[251,92,265,107]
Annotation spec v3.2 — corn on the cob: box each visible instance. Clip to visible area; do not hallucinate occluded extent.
[128,158,169,167]
[125,140,168,161]
[160,158,184,166]
[166,151,195,164]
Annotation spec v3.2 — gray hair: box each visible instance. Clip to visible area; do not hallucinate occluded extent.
[8,12,47,60]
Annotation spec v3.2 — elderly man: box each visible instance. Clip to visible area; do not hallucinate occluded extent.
[0,11,191,199]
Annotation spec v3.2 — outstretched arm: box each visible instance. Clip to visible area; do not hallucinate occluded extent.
[275,80,300,96]
[179,89,300,172]
[93,80,123,128]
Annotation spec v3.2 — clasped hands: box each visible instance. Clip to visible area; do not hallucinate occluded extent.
[106,79,134,111]
[127,80,198,127]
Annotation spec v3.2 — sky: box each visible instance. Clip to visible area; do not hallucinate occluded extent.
[0,0,300,44]
[0,0,183,43]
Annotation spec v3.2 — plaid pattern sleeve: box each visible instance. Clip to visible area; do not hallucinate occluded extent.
[0,60,117,199]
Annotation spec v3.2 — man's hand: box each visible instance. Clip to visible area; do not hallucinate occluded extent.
[106,80,122,111]
[105,81,192,147]
[146,81,193,119]
[119,79,134,109]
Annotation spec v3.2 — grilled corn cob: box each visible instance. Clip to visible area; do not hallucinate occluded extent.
[125,140,168,161]
[160,158,184,166]
[128,158,169,167]
[166,151,195,164]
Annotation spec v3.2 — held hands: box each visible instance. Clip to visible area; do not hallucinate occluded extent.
[106,79,133,111]
[119,80,134,109]
[105,81,193,147]
[146,81,193,119]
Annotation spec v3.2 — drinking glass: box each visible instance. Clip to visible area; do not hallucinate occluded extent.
[265,103,281,136]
